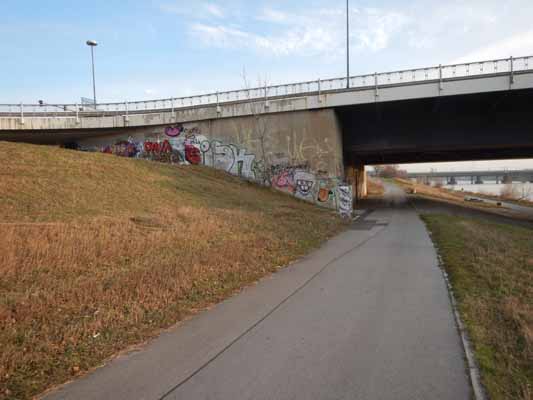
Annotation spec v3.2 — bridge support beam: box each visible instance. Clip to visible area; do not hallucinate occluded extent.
[345,161,367,204]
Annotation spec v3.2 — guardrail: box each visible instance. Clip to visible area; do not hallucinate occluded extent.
[1,55,531,117]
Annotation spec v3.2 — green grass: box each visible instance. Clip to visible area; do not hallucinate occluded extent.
[0,141,345,399]
[422,214,533,400]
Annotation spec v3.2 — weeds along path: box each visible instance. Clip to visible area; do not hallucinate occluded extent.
[0,142,344,400]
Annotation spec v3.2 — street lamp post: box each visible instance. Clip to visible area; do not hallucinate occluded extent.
[86,40,98,106]
[346,0,350,89]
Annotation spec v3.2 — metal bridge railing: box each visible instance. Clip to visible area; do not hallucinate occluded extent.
[1,55,531,117]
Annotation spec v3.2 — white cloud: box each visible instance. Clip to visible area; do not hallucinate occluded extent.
[190,24,250,47]
[452,30,533,64]
[355,9,411,52]
[204,3,224,18]
[160,2,225,19]
[257,8,289,23]
[190,7,412,57]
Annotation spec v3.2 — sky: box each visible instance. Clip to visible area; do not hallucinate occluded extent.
[1,0,533,172]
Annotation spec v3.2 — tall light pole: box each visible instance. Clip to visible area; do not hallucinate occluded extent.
[346,0,350,88]
[86,40,98,105]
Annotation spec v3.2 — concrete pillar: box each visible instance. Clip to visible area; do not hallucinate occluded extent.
[502,175,513,184]
[345,161,367,204]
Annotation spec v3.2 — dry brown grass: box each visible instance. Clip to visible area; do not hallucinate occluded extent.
[0,142,344,399]
[423,215,533,400]
[395,178,471,202]
[396,177,533,210]
[395,178,500,208]
[367,178,385,197]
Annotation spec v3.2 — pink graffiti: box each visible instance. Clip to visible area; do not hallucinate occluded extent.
[273,171,294,192]
[165,125,184,137]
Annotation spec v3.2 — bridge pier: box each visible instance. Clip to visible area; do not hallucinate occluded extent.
[345,161,367,204]
[447,177,457,185]
[502,175,513,184]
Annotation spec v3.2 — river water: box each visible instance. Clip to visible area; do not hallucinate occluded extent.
[443,181,533,201]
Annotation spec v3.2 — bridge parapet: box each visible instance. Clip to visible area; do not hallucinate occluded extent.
[1,55,531,119]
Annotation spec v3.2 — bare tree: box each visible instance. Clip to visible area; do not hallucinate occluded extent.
[502,182,533,201]
[373,164,408,179]
[233,67,272,184]
[501,183,518,199]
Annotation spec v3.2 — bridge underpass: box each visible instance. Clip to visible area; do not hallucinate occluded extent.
[1,56,533,212]
[338,87,533,166]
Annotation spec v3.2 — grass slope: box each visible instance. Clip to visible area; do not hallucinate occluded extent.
[423,215,533,400]
[366,178,385,197]
[0,142,344,399]
[395,178,497,208]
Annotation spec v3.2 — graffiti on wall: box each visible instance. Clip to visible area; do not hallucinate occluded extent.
[78,124,352,215]
[102,140,139,158]
[164,124,201,138]
[268,163,342,210]
[338,185,353,218]
[285,131,335,173]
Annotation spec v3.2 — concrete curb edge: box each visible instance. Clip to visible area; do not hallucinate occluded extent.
[410,197,487,400]
[436,251,488,400]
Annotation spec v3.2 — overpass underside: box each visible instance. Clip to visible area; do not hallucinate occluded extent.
[338,88,533,166]
[2,87,533,210]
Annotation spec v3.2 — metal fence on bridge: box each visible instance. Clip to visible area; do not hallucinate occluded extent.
[1,55,531,117]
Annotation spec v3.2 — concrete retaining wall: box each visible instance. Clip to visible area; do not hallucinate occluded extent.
[74,109,353,215]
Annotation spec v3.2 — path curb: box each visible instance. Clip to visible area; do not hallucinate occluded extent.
[410,198,487,400]
[436,251,488,400]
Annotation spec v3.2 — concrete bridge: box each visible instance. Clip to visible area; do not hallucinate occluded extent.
[2,55,533,211]
[408,169,533,185]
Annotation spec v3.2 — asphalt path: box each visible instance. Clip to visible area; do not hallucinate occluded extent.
[46,183,471,400]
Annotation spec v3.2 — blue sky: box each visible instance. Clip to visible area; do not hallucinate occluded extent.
[2,0,533,171]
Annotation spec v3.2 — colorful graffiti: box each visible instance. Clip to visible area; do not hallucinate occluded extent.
[102,140,139,158]
[185,144,201,165]
[318,188,334,203]
[272,170,294,192]
[164,124,201,138]
[164,125,184,137]
[338,185,353,218]
[144,140,172,154]
[267,163,343,210]
[76,125,353,215]
[294,171,315,198]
